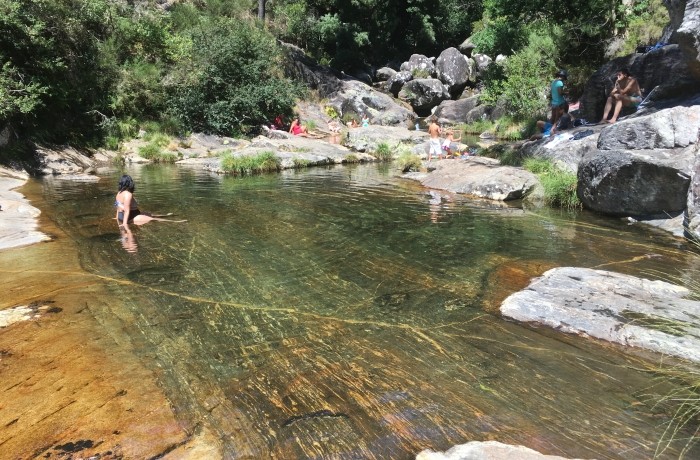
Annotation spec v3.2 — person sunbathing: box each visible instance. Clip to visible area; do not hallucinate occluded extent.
[600,68,642,124]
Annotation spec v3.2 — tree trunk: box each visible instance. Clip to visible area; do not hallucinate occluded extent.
[258,0,266,21]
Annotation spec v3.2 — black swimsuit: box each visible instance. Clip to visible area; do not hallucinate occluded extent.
[117,209,141,224]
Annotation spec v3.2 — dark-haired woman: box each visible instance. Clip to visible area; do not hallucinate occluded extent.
[115,175,184,226]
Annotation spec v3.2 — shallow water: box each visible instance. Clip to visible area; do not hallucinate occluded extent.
[33,163,700,458]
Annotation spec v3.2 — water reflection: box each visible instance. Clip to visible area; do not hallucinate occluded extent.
[119,224,138,253]
[38,164,700,459]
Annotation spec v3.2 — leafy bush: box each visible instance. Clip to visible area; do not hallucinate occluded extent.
[220,151,281,175]
[614,0,668,57]
[373,142,393,161]
[166,19,301,136]
[481,22,562,119]
[396,151,422,172]
[138,142,177,163]
[523,158,581,209]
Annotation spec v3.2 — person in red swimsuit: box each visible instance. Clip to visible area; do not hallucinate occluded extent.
[289,116,309,136]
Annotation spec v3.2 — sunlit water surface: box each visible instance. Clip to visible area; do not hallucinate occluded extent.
[39,164,700,459]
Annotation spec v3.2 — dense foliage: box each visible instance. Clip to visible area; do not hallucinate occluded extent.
[0,0,669,150]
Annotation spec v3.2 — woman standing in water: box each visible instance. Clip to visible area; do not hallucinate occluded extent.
[115,174,185,226]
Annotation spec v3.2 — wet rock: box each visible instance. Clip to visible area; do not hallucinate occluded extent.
[416,157,539,201]
[417,440,588,460]
[501,267,700,363]
[0,168,50,251]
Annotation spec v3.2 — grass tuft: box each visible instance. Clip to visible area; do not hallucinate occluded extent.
[523,158,581,210]
[220,151,281,175]
[396,151,422,172]
[373,142,393,161]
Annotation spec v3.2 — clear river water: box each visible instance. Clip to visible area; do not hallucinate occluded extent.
[19,163,700,458]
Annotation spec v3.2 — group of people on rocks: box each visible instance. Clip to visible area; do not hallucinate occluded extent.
[426,118,474,161]
[533,66,643,140]
[271,113,371,138]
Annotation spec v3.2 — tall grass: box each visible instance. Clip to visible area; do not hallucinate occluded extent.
[396,151,422,172]
[220,151,281,175]
[523,158,581,209]
[373,142,393,161]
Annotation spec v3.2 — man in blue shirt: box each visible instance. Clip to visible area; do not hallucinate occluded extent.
[550,69,568,126]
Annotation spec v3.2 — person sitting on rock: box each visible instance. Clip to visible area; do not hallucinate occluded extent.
[289,116,309,137]
[600,68,642,124]
[361,114,370,128]
[530,103,575,140]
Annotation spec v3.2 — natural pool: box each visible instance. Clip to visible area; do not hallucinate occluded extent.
[25,163,700,458]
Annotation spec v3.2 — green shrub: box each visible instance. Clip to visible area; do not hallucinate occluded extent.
[396,151,422,172]
[374,142,393,161]
[220,151,281,175]
[524,158,581,209]
[293,158,311,168]
[462,119,495,135]
[138,142,178,163]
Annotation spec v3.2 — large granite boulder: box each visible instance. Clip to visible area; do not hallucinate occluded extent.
[375,67,396,82]
[386,71,413,97]
[433,96,480,124]
[344,125,428,153]
[417,441,587,460]
[520,128,601,174]
[329,80,416,127]
[458,37,476,57]
[501,267,700,363]
[686,137,700,240]
[472,53,493,76]
[578,45,698,122]
[577,147,694,216]
[415,157,540,201]
[280,42,343,98]
[398,79,451,116]
[435,47,472,97]
[597,105,700,150]
[675,0,700,78]
[35,146,97,175]
[400,54,436,77]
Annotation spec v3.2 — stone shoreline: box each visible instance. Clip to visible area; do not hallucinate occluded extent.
[0,166,50,251]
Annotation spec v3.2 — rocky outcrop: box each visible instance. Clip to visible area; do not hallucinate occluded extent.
[400,54,435,77]
[597,105,700,150]
[578,45,698,122]
[435,47,472,97]
[433,96,480,124]
[0,167,50,251]
[329,80,416,126]
[375,67,396,82]
[520,128,601,174]
[686,135,700,240]
[675,0,700,78]
[344,125,428,153]
[35,146,100,175]
[413,157,539,201]
[472,53,493,77]
[417,441,587,460]
[281,42,343,98]
[386,71,414,97]
[577,147,693,216]
[398,79,450,115]
[501,267,700,363]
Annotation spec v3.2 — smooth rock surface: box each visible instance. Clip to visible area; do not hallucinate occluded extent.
[417,441,588,460]
[501,267,700,363]
[345,125,428,153]
[415,157,539,201]
[0,168,50,251]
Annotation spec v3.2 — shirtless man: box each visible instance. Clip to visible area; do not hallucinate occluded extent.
[427,117,442,161]
[600,68,643,124]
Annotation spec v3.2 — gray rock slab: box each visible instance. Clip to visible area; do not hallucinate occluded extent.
[688,139,700,241]
[345,125,428,153]
[577,146,694,216]
[416,441,588,460]
[417,157,539,201]
[501,267,700,363]
[35,146,95,175]
[597,105,700,150]
[0,170,50,251]
[520,129,602,174]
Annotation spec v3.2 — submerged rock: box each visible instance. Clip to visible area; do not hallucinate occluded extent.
[416,440,588,460]
[501,267,700,363]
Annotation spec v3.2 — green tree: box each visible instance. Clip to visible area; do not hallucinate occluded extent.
[166,18,301,136]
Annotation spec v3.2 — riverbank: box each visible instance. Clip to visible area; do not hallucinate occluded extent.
[0,167,50,251]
